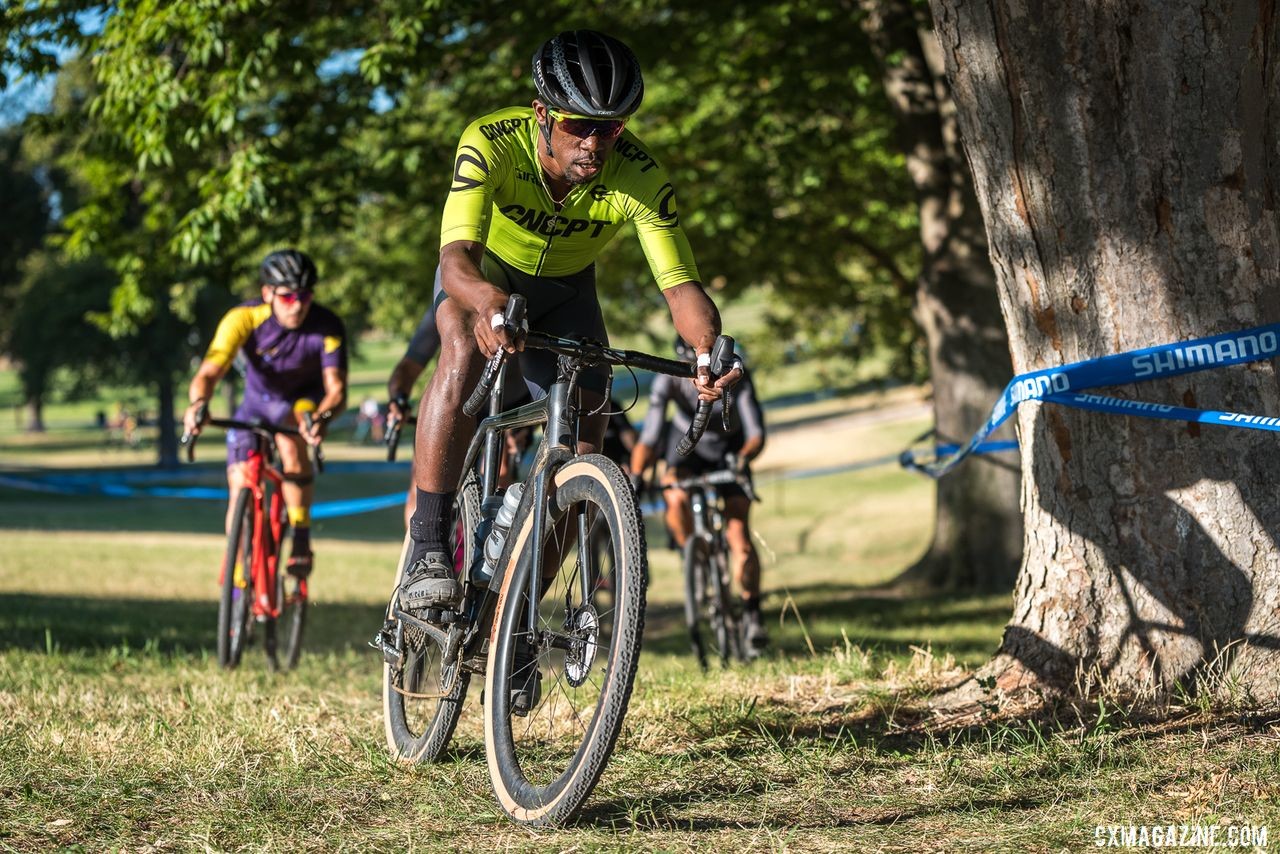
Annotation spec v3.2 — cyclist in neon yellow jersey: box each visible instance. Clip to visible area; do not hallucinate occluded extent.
[399,30,744,631]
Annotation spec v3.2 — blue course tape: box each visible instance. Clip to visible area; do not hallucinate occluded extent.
[0,471,408,518]
[932,440,1019,457]
[311,492,406,520]
[38,459,409,485]
[903,323,1280,478]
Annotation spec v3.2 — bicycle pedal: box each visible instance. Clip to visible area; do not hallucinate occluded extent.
[416,606,461,625]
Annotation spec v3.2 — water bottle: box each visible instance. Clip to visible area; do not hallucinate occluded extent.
[470,496,502,586]
[477,482,524,584]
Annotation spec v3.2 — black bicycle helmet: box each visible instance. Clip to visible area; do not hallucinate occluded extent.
[532,30,644,119]
[259,249,318,290]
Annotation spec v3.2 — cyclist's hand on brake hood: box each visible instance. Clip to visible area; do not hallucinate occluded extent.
[473,292,526,359]
[692,349,744,403]
[182,401,209,437]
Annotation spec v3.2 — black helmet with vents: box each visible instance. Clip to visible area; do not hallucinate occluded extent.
[532,30,644,119]
[259,249,318,290]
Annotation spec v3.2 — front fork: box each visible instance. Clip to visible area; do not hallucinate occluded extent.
[524,380,578,648]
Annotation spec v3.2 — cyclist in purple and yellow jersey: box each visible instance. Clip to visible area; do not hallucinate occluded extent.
[399,29,745,646]
[182,249,349,579]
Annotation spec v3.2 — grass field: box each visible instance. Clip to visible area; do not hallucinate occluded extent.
[3,364,1279,850]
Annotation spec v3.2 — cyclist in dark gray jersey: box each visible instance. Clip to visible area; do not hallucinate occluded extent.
[632,337,768,649]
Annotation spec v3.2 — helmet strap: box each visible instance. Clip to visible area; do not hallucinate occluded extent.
[540,117,554,156]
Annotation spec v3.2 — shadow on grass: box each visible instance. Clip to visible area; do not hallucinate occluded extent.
[0,592,387,657]
[578,697,1280,830]
[579,790,1047,830]
[639,584,1006,664]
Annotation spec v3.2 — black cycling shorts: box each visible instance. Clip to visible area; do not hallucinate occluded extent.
[433,252,609,399]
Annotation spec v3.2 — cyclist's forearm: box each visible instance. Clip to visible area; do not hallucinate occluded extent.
[662,281,721,356]
[187,360,224,406]
[739,435,764,462]
[317,368,347,421]
[440,240,506,318]
[387,359,424,402]
[316,392,346,422]
[631,443,656,475]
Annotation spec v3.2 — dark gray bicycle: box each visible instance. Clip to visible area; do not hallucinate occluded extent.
[671,468,759,670]
[373,295,735,826]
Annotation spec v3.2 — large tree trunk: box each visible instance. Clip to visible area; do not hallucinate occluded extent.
[23,394,44,432]
[862,0,1022,591]
[930,0,1280,700]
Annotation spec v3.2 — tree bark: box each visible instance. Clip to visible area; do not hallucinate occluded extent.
[23,394,44,432]
[862,0,1022,591]
[930,0,1280,700]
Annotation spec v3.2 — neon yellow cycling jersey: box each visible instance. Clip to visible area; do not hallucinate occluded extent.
[440,106,700,288]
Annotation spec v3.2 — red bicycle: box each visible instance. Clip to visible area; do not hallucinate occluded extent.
[181,413,322,671]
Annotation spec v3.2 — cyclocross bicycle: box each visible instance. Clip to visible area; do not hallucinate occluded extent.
[373,295,735,826]
[670,468,759,670]
[181,410,322,671]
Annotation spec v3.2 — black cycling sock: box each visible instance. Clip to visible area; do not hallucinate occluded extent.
[744,595,761,614]
[408,489,453,565]
[291,526,311,557]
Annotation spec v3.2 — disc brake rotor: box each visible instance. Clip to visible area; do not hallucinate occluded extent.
[564,605,600,687]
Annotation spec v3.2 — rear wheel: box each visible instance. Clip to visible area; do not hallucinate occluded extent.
[217,488,254,669]
[709,547,744,665]
[382,475,479,762]
[275,529,308,671]
[484,455,646,826]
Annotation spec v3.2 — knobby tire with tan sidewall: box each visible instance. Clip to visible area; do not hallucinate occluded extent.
[483,455,646,827]
[218,487,254,669]
[382,475,479,763]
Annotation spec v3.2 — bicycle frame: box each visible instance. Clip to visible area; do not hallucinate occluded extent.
[241,444,290,620]
[686,483,725,547]
[446,359,595,660]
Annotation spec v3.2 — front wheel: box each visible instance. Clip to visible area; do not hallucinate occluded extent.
[217,488,254,669]
[484,455,647,826]
[683,535,742,669]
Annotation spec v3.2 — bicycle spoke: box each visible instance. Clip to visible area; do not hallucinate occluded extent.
[486,455,646,824]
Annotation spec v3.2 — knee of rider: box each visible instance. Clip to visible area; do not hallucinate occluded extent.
[283,466,315,486]
[726,528,752,555]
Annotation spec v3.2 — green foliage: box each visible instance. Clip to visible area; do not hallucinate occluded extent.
[0,128,52,331]
[8,1,922,374]
[6,253,120,400]
[1,57,231,419]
